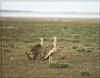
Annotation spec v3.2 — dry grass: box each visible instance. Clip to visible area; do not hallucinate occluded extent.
[0,17,99,78]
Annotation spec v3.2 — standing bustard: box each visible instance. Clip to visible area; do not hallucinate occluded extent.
[42,37,57,62]
[26,37,45,60]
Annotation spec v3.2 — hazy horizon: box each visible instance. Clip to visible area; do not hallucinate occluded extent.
[1,1,99,18]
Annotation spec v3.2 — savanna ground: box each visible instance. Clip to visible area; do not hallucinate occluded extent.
[0,17,100,78]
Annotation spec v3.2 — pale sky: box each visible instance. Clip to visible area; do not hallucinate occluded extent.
[2,2,99,12]
[1,1,99,18]
[1,0,99,2]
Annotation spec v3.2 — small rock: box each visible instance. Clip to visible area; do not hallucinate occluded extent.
[10,57,14,60]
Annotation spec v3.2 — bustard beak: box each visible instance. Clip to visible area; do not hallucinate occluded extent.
[53,36,57,39]
[39,37,43,40]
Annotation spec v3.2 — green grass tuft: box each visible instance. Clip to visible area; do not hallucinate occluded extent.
[72,45,79,49]
[72,45,93,53]
[49,60,70,68]
[80,70,91,76]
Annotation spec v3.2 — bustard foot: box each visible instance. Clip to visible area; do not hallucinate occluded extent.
[25,52,34,60]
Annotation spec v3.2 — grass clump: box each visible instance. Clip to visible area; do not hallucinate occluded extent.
[76,47,92,52]
[72,45,92,53]
[2,44,15,49]
[49,60,70,68]
[1,44,15,52]
[72,45,79,49]
[76,47,86,52]
[71,34,81,39]
[80,70,91,76]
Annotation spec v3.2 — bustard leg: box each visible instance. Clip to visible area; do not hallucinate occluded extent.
[49,56,52,62]
[25,52,34,60]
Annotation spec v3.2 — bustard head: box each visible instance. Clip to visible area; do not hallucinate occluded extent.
[39,37,43,46]
[39,37,43,41]
[53,36,57,40]
[53,36,57,48]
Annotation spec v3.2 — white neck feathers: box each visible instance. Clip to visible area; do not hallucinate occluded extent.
[53,37,57,48]
[40,38,43,46]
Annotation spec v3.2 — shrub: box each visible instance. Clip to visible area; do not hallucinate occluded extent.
[76,47,92,53]
[3,48,10,52]
[57,44,64,51]
[10,44,15,48]
[1,44,15,53]
[72,45,78,49]
[76,47,86,52]
[85,48,92,52]
[72,45,92,53]
[49,60,70,68]
[71,34,81,39]
[80,70,91,76]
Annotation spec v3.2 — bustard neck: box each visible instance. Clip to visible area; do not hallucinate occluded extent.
[53,37,57,48]
[40,38,43,46]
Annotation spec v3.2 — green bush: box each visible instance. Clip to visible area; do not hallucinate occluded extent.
[49,60,70,68]
[80,70,91,76]
[85,48,92,52]
[71,34,81,39]
[72,45,78,49]
[76,47,92,52]
[76,47,86,52]
[3,48,10,52]
[1,44,15,53]
[72,45,92,53]
[57,44,64,51]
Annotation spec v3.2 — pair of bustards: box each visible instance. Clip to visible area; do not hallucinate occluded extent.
[26,37,57,62]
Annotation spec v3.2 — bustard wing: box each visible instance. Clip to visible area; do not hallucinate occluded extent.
[43,45,56,60]
[30,44,44,60]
